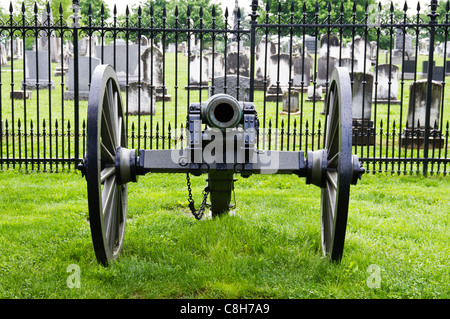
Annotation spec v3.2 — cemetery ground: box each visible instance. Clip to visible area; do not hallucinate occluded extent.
[0,170,448,298]
[1,52,450,174]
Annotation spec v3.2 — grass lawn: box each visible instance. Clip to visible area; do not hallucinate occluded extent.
[0,170,448,299]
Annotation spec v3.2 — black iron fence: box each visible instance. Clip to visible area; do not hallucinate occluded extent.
[0,0,449,175]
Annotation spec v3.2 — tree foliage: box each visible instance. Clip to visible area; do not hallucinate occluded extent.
[79,0,111,26]
[119,0,224,44]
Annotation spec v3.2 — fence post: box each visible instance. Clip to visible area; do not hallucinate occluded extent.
[248,0,259,102]
[424,0,439,175]
[72,0,81,168]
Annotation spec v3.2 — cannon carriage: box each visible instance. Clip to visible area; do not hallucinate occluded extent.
[78,64,365,265]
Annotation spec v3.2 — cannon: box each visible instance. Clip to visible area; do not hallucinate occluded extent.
[78,64,365,265]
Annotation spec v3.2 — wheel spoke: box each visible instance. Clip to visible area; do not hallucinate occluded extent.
[107,185,121,252]
[102,175,116,216]
[117,116,122,147]
[101,166,116,183]
[326,169,338,191]
[325,182,336,232]
[101,141,115,164]
[103,179,117,241]
[101,107,117,154]
[328,152,339,169]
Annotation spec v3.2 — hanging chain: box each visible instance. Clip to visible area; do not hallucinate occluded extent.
[186,173,210,220]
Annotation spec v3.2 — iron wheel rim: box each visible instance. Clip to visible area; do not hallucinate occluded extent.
[321,67,352,262]
[86,64,127,265]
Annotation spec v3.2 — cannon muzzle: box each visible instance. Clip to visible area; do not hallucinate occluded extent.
[201,94,243,130]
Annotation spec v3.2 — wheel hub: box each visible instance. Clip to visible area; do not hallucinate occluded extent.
[116,147,138,185]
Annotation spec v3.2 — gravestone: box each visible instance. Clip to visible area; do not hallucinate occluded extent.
[306,85,322,102]
[6,38,23,61]
[226,51,250,77]
[141,45,171,101]
[394,28,414,59]
[209,75,250,102]
[370,41,377,61]
[204,51,224,79]
[21,50,55,90]
[292,55,312,89]
[352,72,375,145]
[339,57,358,73]
[280,90,300,115]
[96,43,145,86]
[0,43,7,66]
[432,66,444,81]
[185,54,209,90]
[64,55,100,100]
[305,35,318,54]
[266,53,291,101]
[127,82,156,115]
[254,39,277,89]
[38,8,60,63]
[135,35,149,46]
[374,64,400,104]
[317,56,337,86]
[401,80,444,148]
[402,60,417,80]
[54,41,73,76]
[352,38,371,72]
[319,34,340,59]
[167,43,176,53]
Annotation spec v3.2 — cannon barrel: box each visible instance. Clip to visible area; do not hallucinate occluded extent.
[201,94,243,130]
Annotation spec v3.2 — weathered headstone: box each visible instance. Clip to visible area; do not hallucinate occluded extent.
[0,43,7,66]
[135,35,149,46]
[126,82,156,115]
[394,28,413,57]
[38,8,60,63]
[352,37,372,72]
[226,50,250,77]
[96,43,145,86]
[266,53,291,101]
[319,34,340,59]
[64,55,100,99]
[352,72,375,145]
[292,55,312,89]
[401,80,444,148]
[306,85,322,101]
[209,75,250,102]
[254,39,277,90]
[21,50,55,90]
[339,57,358,73]
[6,38,23,61]
[280,90,300,115]
[141,45,171,101]
[374,64,400,104]
[305,35,318,54]
[54,41,73,76]
[185,54,209,90]
[317,56,337,86]
[167,43,176,53]
[204,50,224,79]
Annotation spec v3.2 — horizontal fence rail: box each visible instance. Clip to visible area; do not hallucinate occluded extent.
[0,0,449,175]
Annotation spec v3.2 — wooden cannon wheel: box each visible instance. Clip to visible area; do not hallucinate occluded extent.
[85,65,128,265]
[321,67,354,262]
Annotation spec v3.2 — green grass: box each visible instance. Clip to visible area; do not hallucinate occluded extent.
[0,170,448,298]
